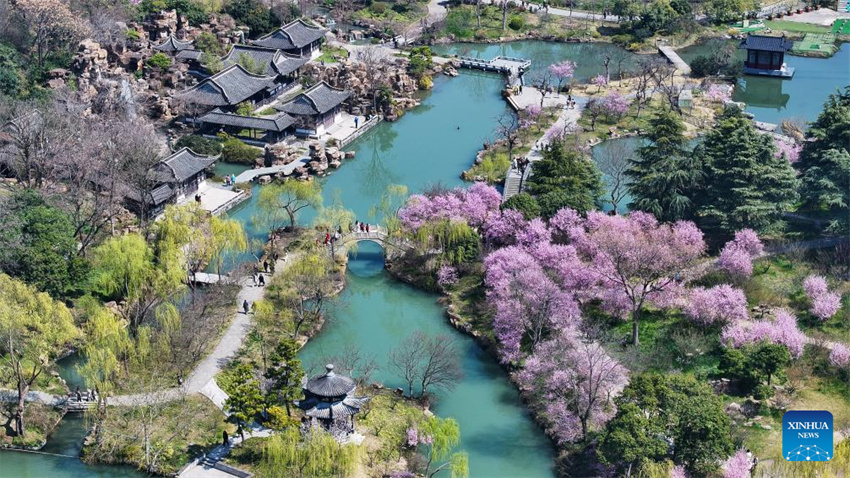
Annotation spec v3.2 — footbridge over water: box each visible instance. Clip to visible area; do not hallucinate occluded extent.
[456,56,531,85]
[330,226,412,260]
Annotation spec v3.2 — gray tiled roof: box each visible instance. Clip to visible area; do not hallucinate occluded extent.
[739,35,794,52]
[304,364,356,397]
[220,44,309,77]
[300,396,370,419]
[175,49,204,61]
[154,147,218,183]
[153,35,194,53]
[253,19,326,51]
[178,64,278,106]
[200,108,295,132]
[276,82,350,116]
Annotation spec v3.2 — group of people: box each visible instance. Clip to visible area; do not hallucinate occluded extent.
[511,84,524,95]
[352,221,372,233]
[746,449,759,475]
[223,174,237,187]
[564,94,578,110]
[73,385,97,403]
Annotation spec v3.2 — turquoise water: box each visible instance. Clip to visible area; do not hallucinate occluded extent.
[299,241,556,478]
[0,415,145,478]
[432,41,639,81]
[678,41,850,124]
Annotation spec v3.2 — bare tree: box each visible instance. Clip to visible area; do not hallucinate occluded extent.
[0,99,73,188]
[388,331,463,398]
[117,121,167,226]
[633,58,662,117]
[495,112,520,163]
[311,344,379,386]
[652,63,683,112]
[355,46,390,114]
[595,138,635,214]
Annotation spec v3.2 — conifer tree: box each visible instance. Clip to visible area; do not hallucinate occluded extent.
[526,140,602,214]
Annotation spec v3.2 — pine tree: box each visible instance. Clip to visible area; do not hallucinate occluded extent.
[627,108,699,222]
[695,109,799,237]
[796,87,850,233]
[224,363,264,440]
[526,140,603,214]
[264,339,305,417]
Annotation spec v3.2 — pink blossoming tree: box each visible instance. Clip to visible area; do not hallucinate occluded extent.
[774,138,802,163]
[602,92,630,120]
[549,60,576,91]
[704,84,732,103]
[437,265,458,287]
[717,229,764,278]
[829,343,850,368]
[721,449,751,478]
[518,332,628,443]
[685,285,749,325]
[571,211,706,345]
[803,275,842,321]
[398,182,502,230]
[721,309,807,358]
[591,74,608,92]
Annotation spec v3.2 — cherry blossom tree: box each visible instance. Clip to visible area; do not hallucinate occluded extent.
[704,84,732,103]
[829,343,850,368]
[803,275,842,321]
[482,208,527,248]
[722,449,751,478]
[717,229,764,278]
[602,92,630,120]
[548,60,576,92]
[436,265,458,287]
[591,74,608,93]
[570,211,706,345]
[518,332,628,443]
[685,285,749,325]
[398,182,501,230]
[721,309,807,358]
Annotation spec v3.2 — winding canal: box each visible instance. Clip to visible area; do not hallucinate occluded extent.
[3,39,848,477]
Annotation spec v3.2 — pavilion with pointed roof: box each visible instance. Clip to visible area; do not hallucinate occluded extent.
[177,64,283,112]
[275,82,351,136]
[220,44,310,79]
[295,364,369,439]
[253,19,327,58]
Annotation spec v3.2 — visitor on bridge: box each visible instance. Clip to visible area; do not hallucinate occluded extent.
[359,222,365,232]
[243,300,250,314]
[366,223,371,233]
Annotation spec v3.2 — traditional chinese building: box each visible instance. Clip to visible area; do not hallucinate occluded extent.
[295,364,369,439]
[197,108,295,143]
[177,64,282,113]
[252,19,327,59]
[739,34,795,78]
[275,82,351,137]
[220,44,309,80]
[125,147,218,217]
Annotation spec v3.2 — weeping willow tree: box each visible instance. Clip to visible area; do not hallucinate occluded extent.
[420,417,469,478]
[261,427,361,478]
[413,219,480,267]
[370,184,409,240]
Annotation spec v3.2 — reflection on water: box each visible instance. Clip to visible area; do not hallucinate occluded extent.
[299,242,556,478]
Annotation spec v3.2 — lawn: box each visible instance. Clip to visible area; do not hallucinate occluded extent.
[315,45,350,64]
[764,20,830,34]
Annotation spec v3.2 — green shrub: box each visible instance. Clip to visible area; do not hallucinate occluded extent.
[418,75,433,90]
[753,384,774,400]
[175,135,223,156]
[370,2,387,14]
[508,16,524,30]
[502,193,541,219]
[125,29,141,40]
[146,52,172,70]
[194,31,223,56]
[218,134,261,164]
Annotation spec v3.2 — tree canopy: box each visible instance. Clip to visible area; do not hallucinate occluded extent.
[525,140,602,214]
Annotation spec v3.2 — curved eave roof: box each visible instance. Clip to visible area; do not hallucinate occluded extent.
[301,396,370,419]
[154,35,194,53]
[305,365,356,397]
[178,64,277,106]
[253,18,326,51]
[200,108,295,132]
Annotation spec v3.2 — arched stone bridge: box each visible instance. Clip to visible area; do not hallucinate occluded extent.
[331,226,410,259]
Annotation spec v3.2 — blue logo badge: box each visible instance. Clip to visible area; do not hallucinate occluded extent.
[783,410,833,461]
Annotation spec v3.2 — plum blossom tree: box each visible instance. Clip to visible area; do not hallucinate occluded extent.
[482,208,527,248]
[398,182,501,230]
[602,92,630,120]
[671,465,688,478]
[721,449,751,478]
[518,332,628,443]
[484,247,580,361]
[685,285,749,325]
[829,343,850,368]
[549,60,576,91]
[571,211,706,345]
[591,74,608,92]
[436,265,458,287]
[721,309,807,358]
[803,275,842,321]
[717,229,764,278]
[704,84,732,103]
[774,138,802,163]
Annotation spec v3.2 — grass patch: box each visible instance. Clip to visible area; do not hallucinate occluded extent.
[256,107,277,116]
[316,45,350,64]
[352,0,427,26]
[764,20,830,34]
[443,4,600,41]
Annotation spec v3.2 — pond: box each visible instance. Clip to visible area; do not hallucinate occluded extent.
[677,40,850,124]
[432,40,640,81]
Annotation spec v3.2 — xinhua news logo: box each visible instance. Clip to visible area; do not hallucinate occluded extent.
[782,410,833,462]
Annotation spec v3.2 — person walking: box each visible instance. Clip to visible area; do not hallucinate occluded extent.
[222,430,229,447]
[366,223,370,233]
[252,273,258,286]
[258,274,265,287]
[243,300,250,314]
[354,116,359,129]
[263,260,269,273]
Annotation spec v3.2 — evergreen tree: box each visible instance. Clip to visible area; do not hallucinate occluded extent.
[695,109,799,237]
[525,140,602,214]
[224,363,265,440]
[264,339,305,417]
[501,192,541,219]
[796,87,850,233]
[627,108,699,222]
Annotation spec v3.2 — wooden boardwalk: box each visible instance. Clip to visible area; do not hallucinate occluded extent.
[456,56,531,84]
[657,44,692,75]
